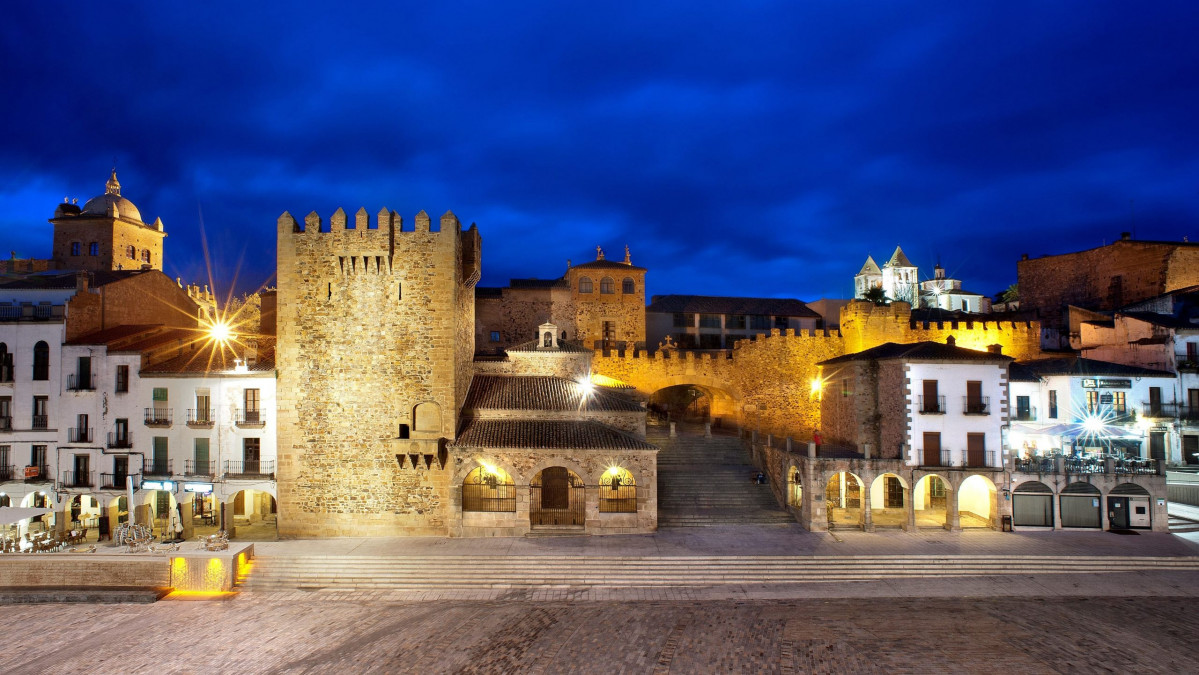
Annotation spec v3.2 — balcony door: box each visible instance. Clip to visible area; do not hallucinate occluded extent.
[1149,387,1162,415]
[923,432,941,466]
[113,455,128,482]
[922,380,939,413]
[966,381,984,413]
[74,454,89,484]
[967,433,986,467]
[244,438,261,473]
[244,389,260,424]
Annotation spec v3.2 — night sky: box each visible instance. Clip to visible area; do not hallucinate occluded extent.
[3,3,1198,303]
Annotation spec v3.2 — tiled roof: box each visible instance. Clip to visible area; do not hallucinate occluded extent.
[818,341,1012,366]
[505,339,592,353]
[509,277,569,289]
[570,259,647,272]
[1119,311,1199,330]
[66,324,163,346]
[464,375,643,412]
[452,419,657,450]
[1007,363,1041,382]
[647,294,820,318]
[142,337,276,374]
[857,256,881,275]
[1014,356,1174,378]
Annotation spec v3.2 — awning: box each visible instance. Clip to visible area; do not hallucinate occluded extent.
[0,507,52,525]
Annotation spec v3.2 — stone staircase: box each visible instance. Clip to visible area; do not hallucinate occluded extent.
[241,554,1199,592]
[653,428,795,527]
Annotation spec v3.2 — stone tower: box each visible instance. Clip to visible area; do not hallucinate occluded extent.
[275,207,481,537]
[50,170,166,271]
[564,245,647,349]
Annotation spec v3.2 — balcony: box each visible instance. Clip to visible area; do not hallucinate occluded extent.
[107,432,133,449]
[0,416,10,431]
[1015,455,1159,475]
[66,373,95,391]
[142,459,173,477]
[1141,402,1179,419]
[1012,407,1037,422]
[67,427,93,444]
[0,465,13,481]
[24,464,49,482]
[100,473,140,490]
[918,395,945,414]
[963,396,990,415]
[235,409,265,428]
[61,470,94,488]
[31,415,48,430]
[144,408,172,427]
[1180,406,1199,423]
[185,459,216,476]
[186,408,215,428]
[0,365,12,382]
[224,460,275,478]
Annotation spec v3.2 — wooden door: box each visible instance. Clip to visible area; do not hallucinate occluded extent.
[966,381,983,413]
[922,380,939,412]
[967,433,985,467]
[923,432,941,466]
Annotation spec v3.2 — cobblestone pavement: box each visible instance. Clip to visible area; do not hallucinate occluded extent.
[2,592,1197,674]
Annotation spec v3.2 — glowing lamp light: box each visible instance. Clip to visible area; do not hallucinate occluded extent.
[481,462,498,475]
[810,378,823,394]
[578,378,596,395]
[1082,415,1105,435]
[207,319,233,343]
[607,466,621,477]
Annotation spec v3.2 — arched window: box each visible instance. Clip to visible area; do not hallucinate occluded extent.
[462,466,515,512]
[578,277,593,294]
[622,278,635,294]
[32,341,49,381]
[599,467,636,513]
[141,250,151,264]
[0,342,11,382]
[127,245,136,259]
[600,277,615,294]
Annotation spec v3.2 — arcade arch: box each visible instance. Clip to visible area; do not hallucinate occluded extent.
[958,475,996,528]
[824,471,864,529]
[869,473,907,527]
[913,474,949,528]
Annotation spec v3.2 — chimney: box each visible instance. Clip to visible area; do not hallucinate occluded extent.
[946,335,956,347]
[74,271,89,293]
[244,340,258,367]
[987,344,1003,354]
[1020,253,1029,261]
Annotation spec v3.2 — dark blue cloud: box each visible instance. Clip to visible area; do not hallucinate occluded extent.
[3,2,1198,304]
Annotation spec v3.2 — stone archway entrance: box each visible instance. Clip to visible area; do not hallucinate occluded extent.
[530,467,585,527]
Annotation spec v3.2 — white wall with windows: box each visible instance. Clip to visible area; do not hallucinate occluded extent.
[0,317,66,506]
[905,361,1008,468]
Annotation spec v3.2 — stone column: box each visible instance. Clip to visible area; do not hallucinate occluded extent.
[902,484,916,531]
[945,479,961,531]
[861,479,873,532]
[179,493,195,540]
[1051,487,1063,530]
[807,442,816,459]
[670,422,677,438]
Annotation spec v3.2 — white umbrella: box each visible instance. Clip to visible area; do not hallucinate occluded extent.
[0,507,52,526]
[168,506,183,541]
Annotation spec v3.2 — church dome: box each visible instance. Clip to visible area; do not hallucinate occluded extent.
[80,170,143,223]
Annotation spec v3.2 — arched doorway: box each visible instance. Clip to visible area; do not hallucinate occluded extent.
[958,475,996,528]
[648,383,739,428]
[824,472,863,529]
[530,467,585,527]
[786,466,803,509]
[1012,481,1054,527]
[913,475,949,528]
[68,495,104,543]
[462,466,516,513]
[870,473,907,527]
[143,490,178,538]
[1109,483,1152,529]
[1060,482,1101,528]
[229,489,278,540]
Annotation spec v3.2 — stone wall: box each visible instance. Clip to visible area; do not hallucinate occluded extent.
[472,350,591,380]
[52,216,165,272]
[275,207,478,537]
[476,285,574,351]
[566,265,646,348]
[466,409,646,438]
[65,271,200,341]
[0,556,170,589]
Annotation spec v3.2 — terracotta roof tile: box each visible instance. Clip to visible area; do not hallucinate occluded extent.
[452,419,656,450]
[464,375,642,412]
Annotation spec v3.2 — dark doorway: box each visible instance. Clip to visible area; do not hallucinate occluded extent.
[923,432,942,466]
[1149,432,1166,462]
[1108,497,1130,529]
[967,433,986,467]
[530,467,585,526]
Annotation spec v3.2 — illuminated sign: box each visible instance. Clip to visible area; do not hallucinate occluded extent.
[141,480,176,491]
[1082,379,1131,389]
[183,482,213,494]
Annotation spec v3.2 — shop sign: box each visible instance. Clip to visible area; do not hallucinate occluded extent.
[23,466,40,479]
[1082,379,1131,389]
[1100,394,1113,404]
[183,482,214,494]
[141,480,176,491]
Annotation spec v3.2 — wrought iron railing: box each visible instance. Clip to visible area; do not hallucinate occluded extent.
[67,373,95,391]
[144,408,172,426]
[185,460,216,476]
[963,396,990,415]
[100,473,139,490]
[918,395,945,414]
[598,484,637,513]
[1013,407,1037,421]
[142,459,173,476]
[224,460,275,477]
[462,482,517,512]
[107,432,133,449]
[0,465,12,481]
[235,409,265,427]
[1015,456,1157,475]
[0,416,10,431]
[24,464,49,481]
[1141,402,1178,419]
[61,471,94,488]
[67,427,93,443]
[186,409,215,426]
[31,415,48,430]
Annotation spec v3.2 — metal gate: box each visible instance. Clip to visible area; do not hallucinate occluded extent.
[530,467,585,526]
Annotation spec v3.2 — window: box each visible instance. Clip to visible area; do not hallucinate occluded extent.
[578,277,593,294]
[32,396,47,429]
[0,343,9,382]
[151,436,168,473]
[1148,387,1162,415]
[489,331,500,343]
[600,277,615,294]
[115,365,129,393]
[194,438,210,474]
[141,250,151,264]
[600,321,616,347]
[397,282,402,300]
[32,341,49,380]
[750,315,771,330]
[31,444,46,472]
[842,378,852,397]
[1189,342,1198,361]
[726,315,746,330]
[462,466,516,512]
[699,313,721,328]
[243,437,261,472]
[195,389,211,423]
[921,380,942,414]
[1086,390,1099,414]
[75,356,91,389]
[599,467,636,513]
[622,278,635,294]
[0,397,9,430]
[73,413,89,443]
[1016,395,1031,420]
[244,388,260,424]
[70,242,81,256]
[774,316,788,329]
[114,418,128,445]
[88,242,99,256]
[1048,390,1058,419]
[127,245,136,259]
[672,313,692,328]
[1112,391,1126,414]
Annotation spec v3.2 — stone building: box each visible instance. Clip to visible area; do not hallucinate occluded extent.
[49,170,166,272]
[854,247,918,305]
[645,295,822,350]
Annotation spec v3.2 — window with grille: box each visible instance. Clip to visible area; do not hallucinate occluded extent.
[578,277,593,293]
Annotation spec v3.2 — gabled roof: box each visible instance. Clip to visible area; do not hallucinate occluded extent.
[464,375,643,412]
[647,294,820,318]
[818,341,1012,366]
[570,259,647,272]
[65,324,163,346]
[1014,356,1174,379]
[857,256,881,276]
[884,246,913,268]
[451,419,657,450]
